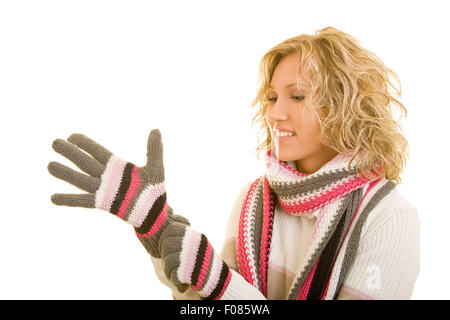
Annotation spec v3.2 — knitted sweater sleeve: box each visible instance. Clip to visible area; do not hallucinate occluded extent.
[336,203,421,300]
[149,181,266,300]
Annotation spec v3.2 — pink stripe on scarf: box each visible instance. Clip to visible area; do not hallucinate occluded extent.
[297,256,320,300]
[117,166,141,219]
[237,178,261,287]
[99,156,127,211]
[280,176,366,214]
[259,177,274,297]
[135,201,168,238]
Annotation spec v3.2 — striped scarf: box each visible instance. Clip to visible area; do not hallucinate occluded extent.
[237,149,396,299]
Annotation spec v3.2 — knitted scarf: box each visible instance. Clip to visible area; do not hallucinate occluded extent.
[237,148,396,300]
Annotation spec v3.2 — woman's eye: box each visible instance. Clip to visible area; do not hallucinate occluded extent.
[292,96,304,101]
[268,96,304,103]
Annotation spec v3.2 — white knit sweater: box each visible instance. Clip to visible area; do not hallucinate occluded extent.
[150,181,420,300]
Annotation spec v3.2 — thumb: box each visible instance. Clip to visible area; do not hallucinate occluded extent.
[144,129,165,182]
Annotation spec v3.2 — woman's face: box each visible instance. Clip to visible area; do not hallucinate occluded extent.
[266,53,338,174]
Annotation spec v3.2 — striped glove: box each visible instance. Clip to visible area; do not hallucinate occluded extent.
[159,222,232,299]
[48,129,189,257]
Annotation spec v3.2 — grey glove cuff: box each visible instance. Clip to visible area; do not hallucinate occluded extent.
[136,206,190,258]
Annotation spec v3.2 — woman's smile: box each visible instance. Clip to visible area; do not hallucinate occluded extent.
[277,135,296,142]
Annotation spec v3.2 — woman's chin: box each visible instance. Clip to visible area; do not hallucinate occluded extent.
[277,152,300,163]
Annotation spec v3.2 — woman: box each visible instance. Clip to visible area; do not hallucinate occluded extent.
[48,26,420,300]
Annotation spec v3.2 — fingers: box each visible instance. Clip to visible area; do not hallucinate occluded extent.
[144,129,165,183]
[67,133,113,165]
[52,139,106,177]
[50,193,96,208]
[48,161,101,193]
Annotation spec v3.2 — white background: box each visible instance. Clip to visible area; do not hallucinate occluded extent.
[0,0,448,299]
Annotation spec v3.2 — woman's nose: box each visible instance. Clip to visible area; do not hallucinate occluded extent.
[267,100,289,122]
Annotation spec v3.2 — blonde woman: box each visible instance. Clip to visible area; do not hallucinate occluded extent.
[48,26,420,300]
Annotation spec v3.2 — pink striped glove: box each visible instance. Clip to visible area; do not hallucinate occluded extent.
[159,222,232,299]
[48,129,189,257]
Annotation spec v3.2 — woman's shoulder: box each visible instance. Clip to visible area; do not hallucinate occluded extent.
[228,180,255,217]
[237,179,254,200]
[222,180,258,239]
[227,178,263,220]
[372,179,417,212]
[361,179,420,239]
[236,178,261,200]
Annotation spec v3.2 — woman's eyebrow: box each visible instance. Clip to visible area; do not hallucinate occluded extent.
[269,83,298,89]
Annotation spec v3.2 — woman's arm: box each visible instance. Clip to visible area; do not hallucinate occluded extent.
[150,181,267,300]
[159,222,267,300]
[150,255,202,299]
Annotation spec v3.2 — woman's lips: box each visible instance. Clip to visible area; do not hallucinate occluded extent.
[271,126,296,142]
[274,127,295,132]
[276,135,295,141]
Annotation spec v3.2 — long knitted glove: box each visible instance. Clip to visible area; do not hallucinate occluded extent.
[48,129,189,257]
[159,222,233,299]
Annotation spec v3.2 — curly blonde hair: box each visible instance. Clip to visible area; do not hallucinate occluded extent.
[250,26,409,184]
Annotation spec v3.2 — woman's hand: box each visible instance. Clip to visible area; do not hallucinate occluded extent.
[48,129,189,257]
